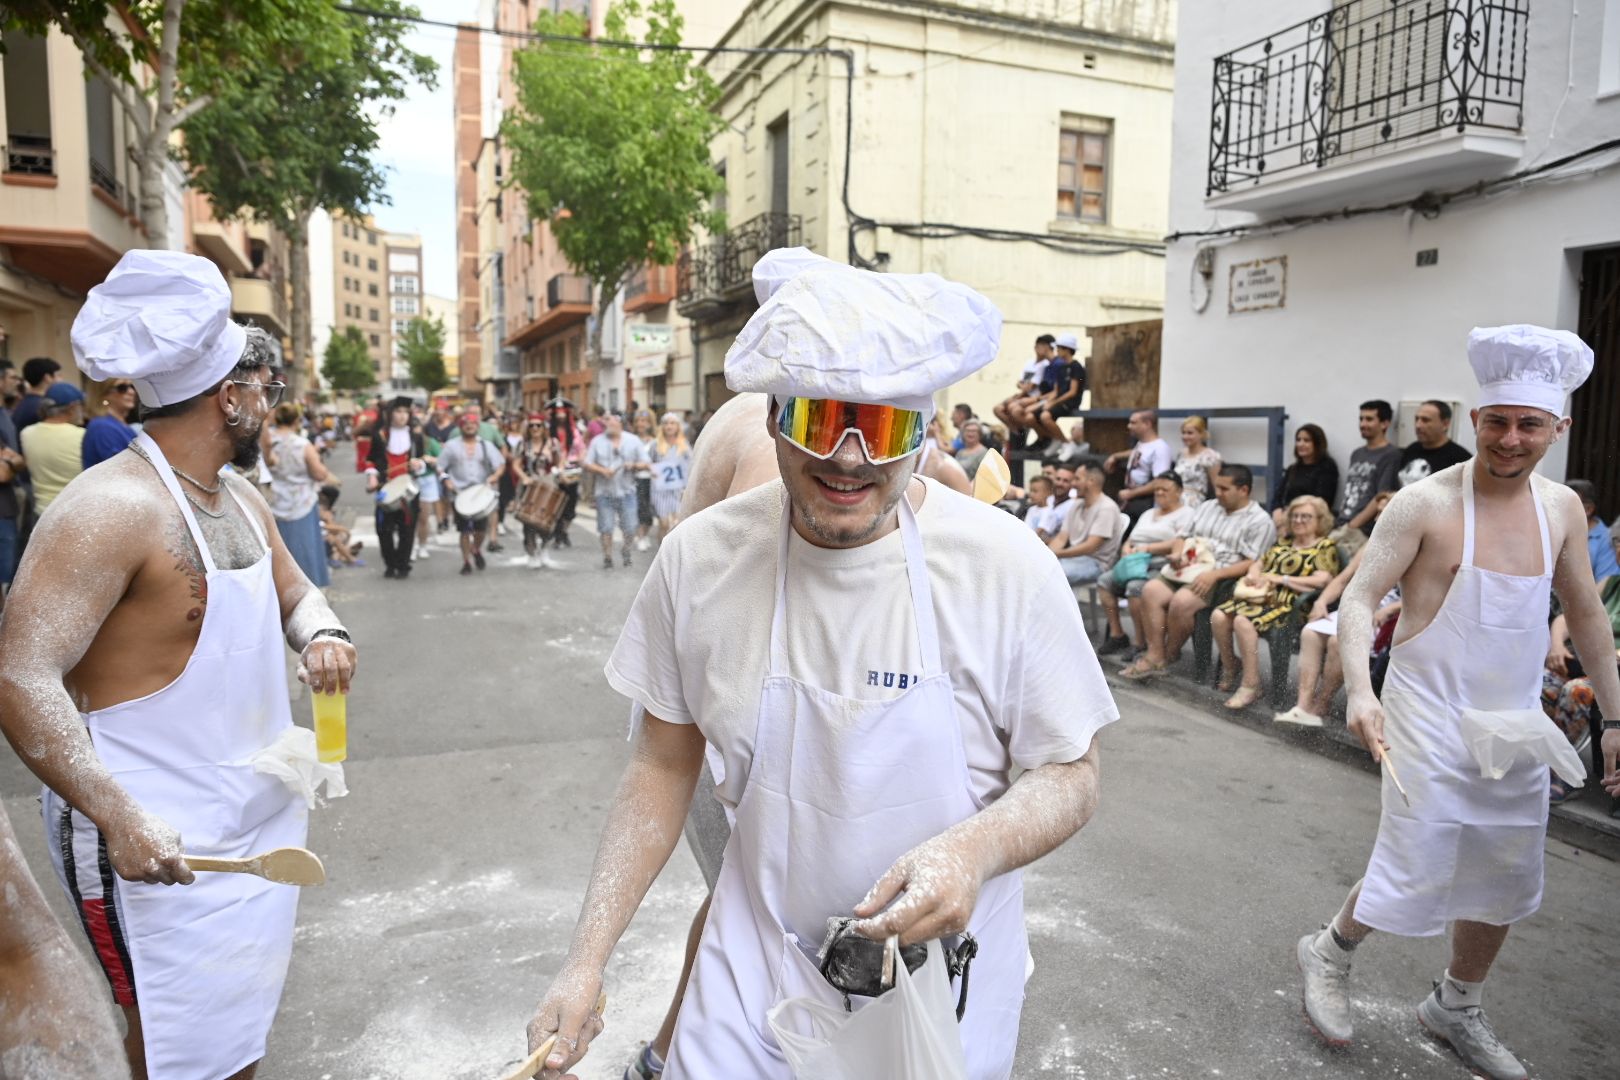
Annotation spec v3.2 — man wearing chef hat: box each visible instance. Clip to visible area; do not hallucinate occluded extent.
[1294,325,1620,1080]
[0,249,358,1080]
[524,248,1117,1079]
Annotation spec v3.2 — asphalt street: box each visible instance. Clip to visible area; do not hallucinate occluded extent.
[3,502,1617,1080]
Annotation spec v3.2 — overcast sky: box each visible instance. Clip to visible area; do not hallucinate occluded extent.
[369,0,469,299]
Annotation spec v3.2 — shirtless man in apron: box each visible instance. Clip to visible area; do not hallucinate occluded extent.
[1295,325,1618,1080]
[525,250,1114,1080]
[0,251,358,1080]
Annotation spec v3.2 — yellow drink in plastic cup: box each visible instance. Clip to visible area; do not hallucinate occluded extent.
[312,691,347,763]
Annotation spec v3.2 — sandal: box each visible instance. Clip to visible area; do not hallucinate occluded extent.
[1549,779,1583,805]
[1121,659,1165,681]
[1224,685,1261,710]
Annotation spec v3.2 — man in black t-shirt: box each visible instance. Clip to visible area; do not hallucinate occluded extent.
[1397,399,1472,488]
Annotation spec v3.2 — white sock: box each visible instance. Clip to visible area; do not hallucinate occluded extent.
[1312,925,1355,964]
[1438,969,1484,1009]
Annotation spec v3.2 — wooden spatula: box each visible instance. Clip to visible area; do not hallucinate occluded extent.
[185,847,327,886]
[497,991,609,1080]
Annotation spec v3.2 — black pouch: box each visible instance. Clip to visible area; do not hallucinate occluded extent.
[815,916,978,1021]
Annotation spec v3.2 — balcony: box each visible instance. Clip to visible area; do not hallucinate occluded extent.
[230,275,289,339]
[1205,0,1528,215]
[188,192,252,275]
[505,273,593,347]
[3,136,55,180]
[624,262,677,314]
[676,212,802,317]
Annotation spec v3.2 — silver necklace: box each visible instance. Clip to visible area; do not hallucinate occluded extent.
[183,489,228,519]
[130,439,223,494]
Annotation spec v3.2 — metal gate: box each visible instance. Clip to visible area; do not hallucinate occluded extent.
[1572,246,1620,523]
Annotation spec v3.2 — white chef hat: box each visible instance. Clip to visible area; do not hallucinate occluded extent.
[1466,324,1593,416]
[725,247,1002,415]
[71,249,249,409]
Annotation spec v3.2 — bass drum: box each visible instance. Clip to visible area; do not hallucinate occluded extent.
[515,474,567,533]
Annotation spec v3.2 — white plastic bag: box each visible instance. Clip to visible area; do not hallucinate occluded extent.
[767,938,968,1080]
[1456,707,1587,787]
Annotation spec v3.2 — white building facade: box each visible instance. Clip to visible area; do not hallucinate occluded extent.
[1162,0,1620,513]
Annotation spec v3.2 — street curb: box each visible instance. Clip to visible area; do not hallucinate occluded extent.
[1102,659,1620,862]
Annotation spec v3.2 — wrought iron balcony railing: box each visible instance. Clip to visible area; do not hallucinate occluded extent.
[1207,0,1529,197]
[4,135,54,176]
[677,212,802,310]
[89,157,123,201]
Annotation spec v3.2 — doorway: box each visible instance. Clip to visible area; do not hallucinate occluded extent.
[1572,246,1619,522]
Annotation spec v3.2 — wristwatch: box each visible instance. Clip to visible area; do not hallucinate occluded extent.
[310,628,351,644]
[1603,719,1620,732]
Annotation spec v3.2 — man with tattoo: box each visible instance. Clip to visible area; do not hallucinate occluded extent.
[1295,326,1619,1080]
[0,250,359,1080]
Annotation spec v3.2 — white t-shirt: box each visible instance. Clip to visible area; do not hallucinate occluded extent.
[1020,358,1049,394]
[1128,503,1194,546]
[606,478,1118,809]
[1126,437,1175,488]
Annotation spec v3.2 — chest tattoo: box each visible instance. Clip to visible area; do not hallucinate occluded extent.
[165,502,265,619]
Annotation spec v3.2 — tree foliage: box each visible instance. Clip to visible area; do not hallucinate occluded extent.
[503,0,726,348]
[322,326,376,393]
[397,315,448,394]
[1,0,354,244]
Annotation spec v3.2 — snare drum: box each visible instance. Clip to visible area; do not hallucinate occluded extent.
[377,474,419,510]
[453,483,498,522]
[514,475,567,533]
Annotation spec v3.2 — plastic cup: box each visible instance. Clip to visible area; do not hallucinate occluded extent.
[312,691,348,763]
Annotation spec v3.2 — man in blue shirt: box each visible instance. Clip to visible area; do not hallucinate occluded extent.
[9,357,60,434]
[1567,479,1620,579]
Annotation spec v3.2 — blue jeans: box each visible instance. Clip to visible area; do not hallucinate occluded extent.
[1061,554,1104,586]
[0,516,15,585]
[596,492,638,536]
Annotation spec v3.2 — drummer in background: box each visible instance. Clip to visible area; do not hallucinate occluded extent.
[438,411,506,576]
[512,413,564,570]
[363,396,429,580]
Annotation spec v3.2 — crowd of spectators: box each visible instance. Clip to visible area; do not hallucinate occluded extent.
[959,358,1619,813]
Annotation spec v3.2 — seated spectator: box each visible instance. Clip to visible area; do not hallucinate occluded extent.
[946,403,975,452]
[1541,570,1620,804]
[1172,415,1222,503]
[318,485,365,568]
[1047,461,1124,586]
[1030,332,1085,455]
[1097,471,1194,656]
[1021,474,1060,539]
[1122,464,1276,679]
[1396,398,1471,488]
[1568,478,1620,580]
[1210,495,1339,709]
[995,334,1054,449]
[1335,399,1400,535]
[1270,423,1340,530]
[1104,409,1174,526]
[954,419,990,481]
[1278,541,1400,727]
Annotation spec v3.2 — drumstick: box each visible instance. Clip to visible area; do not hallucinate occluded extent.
[497,992,608,1080]
[1381,747,1411,807]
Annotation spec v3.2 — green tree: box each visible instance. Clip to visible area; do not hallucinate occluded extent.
[397,315,448,394]
[321,326,376,394]
[503,0,725,360]
[2,0,351,245]
[178,2,435,394]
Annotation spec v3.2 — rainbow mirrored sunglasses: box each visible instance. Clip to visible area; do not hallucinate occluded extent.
[776,395,929,465]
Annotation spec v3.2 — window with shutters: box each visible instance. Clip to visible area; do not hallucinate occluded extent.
[1056,117,1111,223]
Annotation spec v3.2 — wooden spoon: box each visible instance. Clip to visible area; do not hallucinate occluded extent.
[972,447,1011,504]
[185,847,327,886]
[497,991,609,1080]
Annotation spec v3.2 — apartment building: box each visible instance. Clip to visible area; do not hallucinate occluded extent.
[1161,0,1620,516]
[423,292,461,389]
[385,232,424,392]
[331,212,390,382]
[2,25,293,386]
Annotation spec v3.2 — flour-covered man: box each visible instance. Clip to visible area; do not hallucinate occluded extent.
[524,249,1117,1079]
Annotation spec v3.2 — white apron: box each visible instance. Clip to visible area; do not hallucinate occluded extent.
[1355,466,1552,937]
[43,432,307,1079]
[665,489,1029,1080]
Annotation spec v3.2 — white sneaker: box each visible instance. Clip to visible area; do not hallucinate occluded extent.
[1297,930,1353,1046]
[415,546,430,560]
[540,553,563,570]
[526,555,543,570]
[1056,442,1079,464]
[636,536,651,552]
[1275,707,1323,727]
[505,555,530,568]
[1416,988,1526,1080]
[498,519,512,536]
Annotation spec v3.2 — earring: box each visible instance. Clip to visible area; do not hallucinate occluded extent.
[225,410,242,428]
